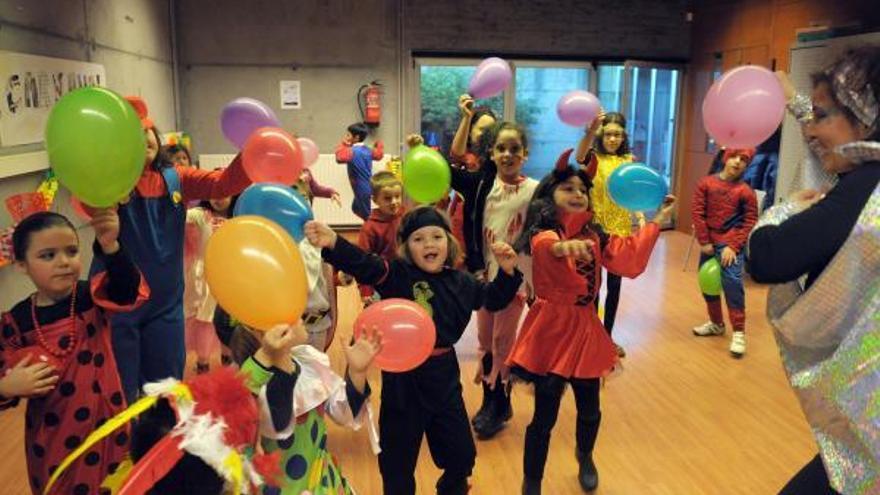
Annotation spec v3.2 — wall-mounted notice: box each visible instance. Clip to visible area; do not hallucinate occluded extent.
[280,80,301,109]
[0,51,106,147]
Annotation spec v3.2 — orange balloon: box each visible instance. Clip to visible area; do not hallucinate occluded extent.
[205,215,307,331]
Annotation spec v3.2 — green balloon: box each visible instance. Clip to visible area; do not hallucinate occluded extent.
[698,257,722,296]
[45,87,145,207]
[402,145,451,204]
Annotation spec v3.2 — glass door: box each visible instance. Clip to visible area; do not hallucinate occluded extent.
[623,62,682,187]
[513,62,592,178]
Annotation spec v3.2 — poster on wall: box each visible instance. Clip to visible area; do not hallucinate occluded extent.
[280,80,301,109]
[0,51,106,147]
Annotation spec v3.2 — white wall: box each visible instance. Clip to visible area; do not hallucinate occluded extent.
[0,0,176,309]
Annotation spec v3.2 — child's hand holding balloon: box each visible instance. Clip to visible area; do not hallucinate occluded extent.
[304,221,338,249]
[406,134,425,148]
[257,322,305,372]
[458,94,475,118]
[651,195,677,225]
[90,206,121,254]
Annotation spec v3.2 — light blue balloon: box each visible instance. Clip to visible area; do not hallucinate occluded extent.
[607,163,668,212]
[233,183,313,242]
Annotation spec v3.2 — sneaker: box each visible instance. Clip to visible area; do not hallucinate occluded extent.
[692,321,726,336]
[730,331,746,358]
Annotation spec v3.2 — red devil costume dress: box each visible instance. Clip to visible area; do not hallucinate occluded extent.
[506,149,661,489]
[507,150,660,380]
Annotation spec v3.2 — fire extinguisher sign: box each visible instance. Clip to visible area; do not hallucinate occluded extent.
[280,80,301,109]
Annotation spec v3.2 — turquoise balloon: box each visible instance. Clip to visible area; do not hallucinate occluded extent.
[402,145,451,204]
[698,258,722,296]
[233,183,313,242]
[607,163,668,212]
[45,87,145,207]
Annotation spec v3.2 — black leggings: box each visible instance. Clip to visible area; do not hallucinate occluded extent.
[778,455,840,495]
[602,272,622,334]
[523,376,601,480]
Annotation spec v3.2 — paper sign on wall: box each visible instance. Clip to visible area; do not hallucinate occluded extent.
[0,51,106,147]
[280,80,301,109]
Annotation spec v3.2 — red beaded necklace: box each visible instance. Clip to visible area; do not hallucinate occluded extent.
[30,287,78,358]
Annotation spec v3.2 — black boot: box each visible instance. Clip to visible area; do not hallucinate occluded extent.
[471,380,493,428]
[576,449,598,492]
[471,354,494,429]
[522,478,541,495]
[474,378,511,439]
[436,473,469,495]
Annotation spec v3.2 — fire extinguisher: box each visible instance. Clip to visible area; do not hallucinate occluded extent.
[358,80,382,127]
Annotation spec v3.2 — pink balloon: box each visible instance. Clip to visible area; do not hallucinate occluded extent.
[353,298,436,372]
[297,137,319,168]
[468,57,512,99]
[557,90,601,127]
[702,65,785,148]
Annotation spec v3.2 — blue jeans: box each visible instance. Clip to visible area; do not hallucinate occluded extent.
[699,243,745,311]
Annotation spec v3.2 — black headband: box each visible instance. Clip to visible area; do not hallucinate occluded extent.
[398,207,451,241]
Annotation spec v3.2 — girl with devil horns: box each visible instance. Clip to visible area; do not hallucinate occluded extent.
[507,149,675,495]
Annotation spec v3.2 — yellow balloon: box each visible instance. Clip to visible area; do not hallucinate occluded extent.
[205,216,307,331]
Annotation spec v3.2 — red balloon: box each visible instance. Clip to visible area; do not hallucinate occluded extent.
[242,127,303,184]
[353,299,436,372]
[70,195,96,221]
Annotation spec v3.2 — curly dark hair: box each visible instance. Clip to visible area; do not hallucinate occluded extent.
[475,121,530,175]
[594,112,631,156]
[513,162,594,254]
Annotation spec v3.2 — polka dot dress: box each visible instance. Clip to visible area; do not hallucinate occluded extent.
[1,281,139,495]
[262,408,353,495]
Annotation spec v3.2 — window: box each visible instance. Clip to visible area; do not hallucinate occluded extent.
[417,64,504,156]
[597,64,624,111]
[625,63,681,181]
[414,58,682,197]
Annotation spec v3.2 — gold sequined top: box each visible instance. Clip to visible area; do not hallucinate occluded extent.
[590,152,634,237]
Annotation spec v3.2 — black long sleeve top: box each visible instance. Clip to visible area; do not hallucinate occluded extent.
[322,236,522,348]
[748,161,880,288]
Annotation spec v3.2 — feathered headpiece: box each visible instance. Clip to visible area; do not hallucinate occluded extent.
[44,367,280,495]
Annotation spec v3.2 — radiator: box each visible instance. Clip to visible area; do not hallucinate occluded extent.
[198,153,388,228]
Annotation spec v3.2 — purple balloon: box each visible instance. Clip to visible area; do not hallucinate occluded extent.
[702,66,785,148]
[221,97,281,149]
[557,90,601,127]
[468,57,512,99]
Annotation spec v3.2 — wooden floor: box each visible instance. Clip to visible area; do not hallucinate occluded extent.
[0,231,816,494]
